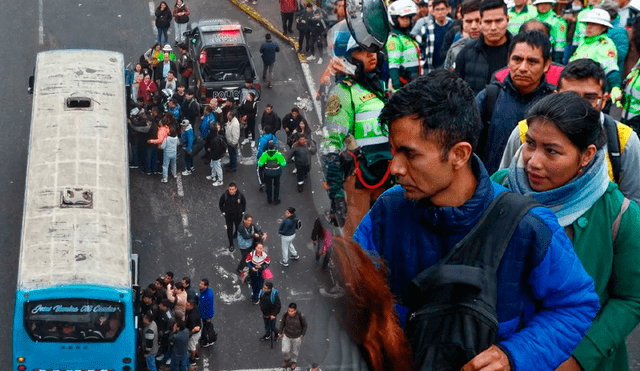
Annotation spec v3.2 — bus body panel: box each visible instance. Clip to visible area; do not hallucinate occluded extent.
[15,50,134,370]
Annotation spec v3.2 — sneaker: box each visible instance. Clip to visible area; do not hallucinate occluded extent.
[307,55,316,61]
[182,169,192,176]
[129,164,139,169]
[260,334,271,341]
[268,83,273,88]
[290,254,300,260]
[317,57,323,65]
[194,355,200,360]
[213,181,224,186]
[145,172,152,176]
[161,178,168,183]
[251,141,256,148]
[206,175,214,180]
[292,167,297,174]
[279,261,289,267]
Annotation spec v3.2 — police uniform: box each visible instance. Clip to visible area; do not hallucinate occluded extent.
[507,5,538,35]
[321,78,390,238]
[386,31,421,91]
[622,63,640,132]
[570,34,620,89]
[572,3,601,48]
[536,10,568,63]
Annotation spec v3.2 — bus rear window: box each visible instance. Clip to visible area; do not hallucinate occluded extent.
[24,299,125,342]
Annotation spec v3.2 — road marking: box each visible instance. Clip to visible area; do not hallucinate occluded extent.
[215,266,246,303]
[38,0,44,44]
[300,62,323,127]
[288,289,314,301]
[148,1,157,35]
[181,212,193,237]
[177,173,184,197]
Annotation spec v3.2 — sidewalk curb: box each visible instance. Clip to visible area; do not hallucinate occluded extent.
[228,0,324,125]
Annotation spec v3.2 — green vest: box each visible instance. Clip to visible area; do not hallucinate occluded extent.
[537,10,568,53]
[321,79,387,153]
[573,3,602,46]
[623,62,640,120]
[386,32,421,91]
[507,5,538,35]
[570,34,618,76]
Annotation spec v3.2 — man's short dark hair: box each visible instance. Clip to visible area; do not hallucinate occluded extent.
[432,0,450,8]
[178,42,188,50]
[379,70,481,160]
[265,33,272,40]
[142,289,154,299]
[288,302,297,309]
[175,282,184,290]
[245,78,253,84]
[228,182,237,188]
[291,107,300,114]
[160,299,172,308]
[508,30,551,62]
[460,0,482,16]
[558,58,606,94]
[243,213,253,220]
[201,278,209,287]
[182,277,191,287]
[519,19,551,36]
[480,0,507,16]
[264,281,274,289]
[165,271,174,279]
[266,103,273,108]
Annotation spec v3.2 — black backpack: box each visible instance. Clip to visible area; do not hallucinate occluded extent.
[406,191,538,371]
[264,153,283,177]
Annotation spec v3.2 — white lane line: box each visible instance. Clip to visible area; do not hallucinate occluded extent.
[181,212,193,237]
[38,0,44,44]
[300,62,323,128]
[177,173,184,197]
[148,1,157,34]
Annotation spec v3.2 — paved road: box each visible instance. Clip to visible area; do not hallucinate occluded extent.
[2,0,640,369]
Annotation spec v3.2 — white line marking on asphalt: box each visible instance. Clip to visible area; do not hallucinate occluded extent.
[38,0,44,44]
[181,212,193,237]
[288,289,314,301]
[177,174,184,197]
[149,1,157,34]
[300,62,323,127]
[215,266,246,304]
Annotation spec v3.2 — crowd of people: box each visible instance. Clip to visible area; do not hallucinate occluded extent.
[128,0,640,369]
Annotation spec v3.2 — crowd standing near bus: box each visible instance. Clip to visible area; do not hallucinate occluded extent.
[122,0,640,369]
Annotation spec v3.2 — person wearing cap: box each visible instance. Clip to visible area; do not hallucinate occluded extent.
[507,0,538,35]
[321,35,392,237]
[385,0,421,90]
[258,140,287,204]
[599,0,629,73]
[533,0,568,63]
[570,7,622,103]
[154,47,177,85]
[411,0,453,75]
[622,17,640,134]
[571,0,605,52]
[180,119,195,176]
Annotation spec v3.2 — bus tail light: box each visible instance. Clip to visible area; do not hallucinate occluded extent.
[16,357,24,363]
[17,366,25,371]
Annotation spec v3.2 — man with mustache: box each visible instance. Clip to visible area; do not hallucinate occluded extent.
[475,30,554,175]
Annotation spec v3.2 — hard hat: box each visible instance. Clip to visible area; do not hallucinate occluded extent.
[532,0,556,5]
[388,0,417,26]
[328,20,351,58]
[580,8,613,27]
[163,44,172,51]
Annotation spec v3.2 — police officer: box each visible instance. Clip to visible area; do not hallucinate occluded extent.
[533,0,568,63]
[570,8,622,101]
[386,0,421,91]
[507,0,539,35]
[321,37,393,238]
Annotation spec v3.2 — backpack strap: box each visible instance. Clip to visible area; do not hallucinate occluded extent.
[410,192,539,299]
[612,197,631,243]
[518,119,528,145]
[481,84,501,127]
[603,114,622,183]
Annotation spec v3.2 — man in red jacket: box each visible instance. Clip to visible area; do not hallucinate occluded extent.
[279,0,298,35]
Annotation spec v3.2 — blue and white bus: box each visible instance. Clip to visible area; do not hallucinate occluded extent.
[14,50,138,371]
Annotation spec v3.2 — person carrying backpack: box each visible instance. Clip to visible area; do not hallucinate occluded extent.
[258,140,287,205]
[258,281,282,342]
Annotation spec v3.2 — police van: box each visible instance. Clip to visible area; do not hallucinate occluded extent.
[184,19,261,103]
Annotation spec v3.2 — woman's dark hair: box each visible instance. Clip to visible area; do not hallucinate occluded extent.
[526,92,605,151]
[331,237,413,370]
[169,127,178,137]
[311,217,326,241]
[157,1,169,10]
[508,30,551,61]
[379,69,481,160]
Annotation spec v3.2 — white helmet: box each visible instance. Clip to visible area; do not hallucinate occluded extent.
[580,8,613,28]
[532,0,556,5]
[388,0,417,26]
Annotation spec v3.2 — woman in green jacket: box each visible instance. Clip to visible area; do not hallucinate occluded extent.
[492,92,640,371]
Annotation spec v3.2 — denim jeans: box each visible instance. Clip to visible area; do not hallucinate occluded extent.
[145,353,158,371]
[280,234,297,264]
[163,154,177,180]
[174,22,187,43]
[170,353,189,371]
[184,150,193,171]
[210,159,223,181]
[145,146,158,174]
[157,27,169,44]
[228,144,238,170]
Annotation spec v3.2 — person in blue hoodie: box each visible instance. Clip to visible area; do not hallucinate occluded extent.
[180,119,195,175]
[353,70,600,371]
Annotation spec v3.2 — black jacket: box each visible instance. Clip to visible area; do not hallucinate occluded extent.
[204,131,227,161]
[181,97,200,124]
[219,190,246,217]
[282,113,307,135]
[259,289,282,317]
[454,33,513,94]
[155,7,172,28]
[261,111,281,133]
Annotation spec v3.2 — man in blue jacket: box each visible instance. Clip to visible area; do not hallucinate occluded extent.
[198,278,215,348]
[353,70,599,371]
[260,33,280,88]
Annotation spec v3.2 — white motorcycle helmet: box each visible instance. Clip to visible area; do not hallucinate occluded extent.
[388,0,417,27]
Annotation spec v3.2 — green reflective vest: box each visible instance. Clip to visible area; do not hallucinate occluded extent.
[623,62,640,120]
[386,32,421,91]
[537,10,568,58]
[570,34,618,76]
[507,5,538,35]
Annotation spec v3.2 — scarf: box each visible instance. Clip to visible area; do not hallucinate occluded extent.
[507,146,609,226]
